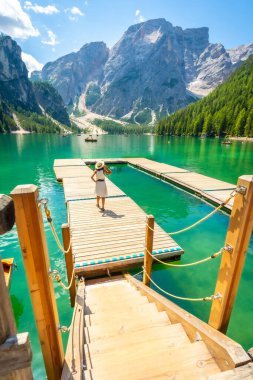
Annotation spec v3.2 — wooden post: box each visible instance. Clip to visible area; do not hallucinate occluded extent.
[11,185,64,380]
[143,215,154,287]
[209,175,253,333]
[61,223,76,307]
[0,256,33,379]
[0,255,16,343]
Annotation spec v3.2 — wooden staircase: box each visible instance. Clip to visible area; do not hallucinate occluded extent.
[83,279,221,379]
[62,275,251,380]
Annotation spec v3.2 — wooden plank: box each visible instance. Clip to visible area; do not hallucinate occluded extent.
[54,159,85,167]
[61,281,84,380]
[129,159,190,174]
[0,333,32,376]
[127,158,236,212]
[0,257,32,379]
[68,196,182,276]
[126,274,250,371]
[206,363,253,379]
[0,255,16,344]
[84,323,189,356]
[209,176,253,333]
[11,185,64,380]
[54,166,92,182]
[84,341,220,380]
[162,172,235,191]
[74,252,181,277]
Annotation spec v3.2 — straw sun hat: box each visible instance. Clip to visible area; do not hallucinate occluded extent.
[95,160,105,170]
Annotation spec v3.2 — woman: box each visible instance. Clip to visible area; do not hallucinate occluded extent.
[91,160,112,211]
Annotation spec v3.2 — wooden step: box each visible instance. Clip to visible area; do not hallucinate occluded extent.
[84,323,190,370]
[85,281,142,299]
[84,311,169,343]
[85,279,132,292]
[84,341,221,380]
[84,302,166,327]
[85,293,150,312]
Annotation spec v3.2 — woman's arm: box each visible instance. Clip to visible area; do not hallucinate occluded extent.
[104,165,112,175]
[91,170,97,182]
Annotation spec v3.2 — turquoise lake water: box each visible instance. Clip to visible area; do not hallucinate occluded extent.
[0,134,252,378]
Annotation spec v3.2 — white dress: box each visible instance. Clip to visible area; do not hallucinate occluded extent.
[95,169,108,197]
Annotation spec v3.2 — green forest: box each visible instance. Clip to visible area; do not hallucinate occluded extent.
[93,119,153,135]
[32,81,71,126]
[156,55,253,137]
[16,111,61,133]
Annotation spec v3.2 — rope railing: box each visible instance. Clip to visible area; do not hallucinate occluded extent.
[38,198,72,254]
[145,247,225,268]
[132,269,144,278]
[142,266,222,302]
[146,189,238,235]
[49,267,76,290]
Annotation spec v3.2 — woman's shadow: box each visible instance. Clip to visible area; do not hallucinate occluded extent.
[101,209,125,218]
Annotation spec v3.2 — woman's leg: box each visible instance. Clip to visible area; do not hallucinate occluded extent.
[101,197,105,210]
[96,196,100,207]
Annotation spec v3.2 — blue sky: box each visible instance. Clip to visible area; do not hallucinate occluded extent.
[0,0,253,73]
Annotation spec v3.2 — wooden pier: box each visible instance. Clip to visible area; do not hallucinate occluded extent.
[127,158,236,211]
[54,159,183,277]
[3,163,252,380]
[54,157,236,212]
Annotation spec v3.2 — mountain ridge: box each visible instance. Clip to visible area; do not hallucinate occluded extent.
[36,18,253,124]
[0,35,72,133]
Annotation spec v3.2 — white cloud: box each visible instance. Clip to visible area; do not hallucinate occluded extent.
[65,6,84,21]
[70,7,84,16]
[24,1,59,15]
[21,52,43,76]
[0,0,39,39]
[135,9,145,23]
[42,30,58,46]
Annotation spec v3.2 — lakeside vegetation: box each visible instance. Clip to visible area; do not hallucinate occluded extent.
[0,101,17,133]
[16,111,61,133]
[156,55,253,137]
[93,119,153,135]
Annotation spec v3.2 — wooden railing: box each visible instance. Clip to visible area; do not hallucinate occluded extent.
[11,185,65,380]
[0,195,33,379]
[209,175,253,333]
[143,175,253,335]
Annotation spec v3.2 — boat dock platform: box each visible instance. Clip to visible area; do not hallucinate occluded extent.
[54,157,236,210]
[54,159,183,277]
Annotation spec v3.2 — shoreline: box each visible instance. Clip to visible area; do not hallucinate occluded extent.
[229,137,253,142]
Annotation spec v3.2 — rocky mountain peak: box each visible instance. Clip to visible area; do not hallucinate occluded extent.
[37,18,253,123]
[227,43,253,64]
[42,41,109,104]
[0,34,39,112]
[0,35,28,81]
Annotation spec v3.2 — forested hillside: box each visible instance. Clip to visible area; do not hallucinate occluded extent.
[156,55,253,137]
[33,81,71,126]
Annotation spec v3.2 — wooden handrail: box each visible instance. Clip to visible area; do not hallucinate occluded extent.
[208,175,253,333]
[125,274,251,371]
[11,185,64,380]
